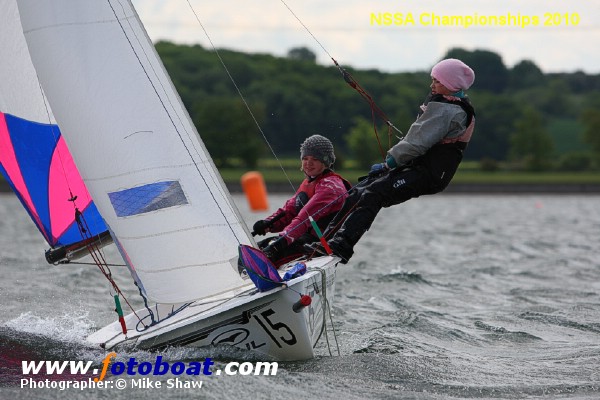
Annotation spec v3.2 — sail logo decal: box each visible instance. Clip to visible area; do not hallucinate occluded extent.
[108,181,188,217]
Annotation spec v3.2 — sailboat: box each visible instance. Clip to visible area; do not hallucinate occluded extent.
[2,0,339,361]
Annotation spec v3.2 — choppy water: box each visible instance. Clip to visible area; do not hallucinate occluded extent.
[1,193,600,399]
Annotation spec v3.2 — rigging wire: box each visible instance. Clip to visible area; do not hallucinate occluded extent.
[184,0,298,194]
[183,0,404,220]
[278,0,333,61]
[73,206,145,324]
[36,82,109,249]
[179,0,401,251]
[174,1,393,252]
[182,6,346,360]
[113,0,236,222]
[36,72,127,317]
[108,0,245,246]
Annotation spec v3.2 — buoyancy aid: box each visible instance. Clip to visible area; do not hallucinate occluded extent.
[423,93,475,147]
[294,170,352,213]
[414,94,476,192]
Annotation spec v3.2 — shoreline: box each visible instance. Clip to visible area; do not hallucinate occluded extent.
[240,182,600,194]
[2,180,600,195]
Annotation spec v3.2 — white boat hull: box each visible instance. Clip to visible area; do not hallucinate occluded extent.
[87,256,338,361]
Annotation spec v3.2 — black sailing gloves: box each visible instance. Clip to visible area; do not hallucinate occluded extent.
[252,212,286,236]
[252,220,270,236]
[262,237,288,261]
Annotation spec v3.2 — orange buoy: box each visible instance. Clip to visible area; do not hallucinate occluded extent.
[241,171,269,211]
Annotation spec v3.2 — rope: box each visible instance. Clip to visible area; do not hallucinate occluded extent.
[72,205,145,325]
[135,281,156,327]
[181,0,403,233]
[57,261,127,267]
[318,267,330,356]
[331,59,404,154]
[278,0,404,156]
[35,10,146,328]
[311,266,340,357]
[326,298,341,356]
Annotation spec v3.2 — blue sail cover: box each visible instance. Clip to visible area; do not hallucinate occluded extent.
[0,112,107,248]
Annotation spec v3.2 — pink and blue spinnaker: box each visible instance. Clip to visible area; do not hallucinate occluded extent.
[0,112,107,257]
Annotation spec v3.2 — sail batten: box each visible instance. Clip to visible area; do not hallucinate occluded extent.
[16,0,253,303]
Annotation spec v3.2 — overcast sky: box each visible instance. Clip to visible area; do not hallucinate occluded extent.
[131,0,599,74]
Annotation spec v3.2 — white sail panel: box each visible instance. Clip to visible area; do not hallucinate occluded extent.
[0,0,54,124]
[1,0,106,252]
[17,0,253,303]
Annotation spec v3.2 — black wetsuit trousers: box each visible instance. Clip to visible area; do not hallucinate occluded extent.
[326,166,434,248]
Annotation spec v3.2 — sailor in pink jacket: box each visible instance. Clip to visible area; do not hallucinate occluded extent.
[252,135,351,267]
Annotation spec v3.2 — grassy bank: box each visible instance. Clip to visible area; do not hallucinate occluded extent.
[2,163,600,194]
[219,168,600,186]
[217,158,600,186]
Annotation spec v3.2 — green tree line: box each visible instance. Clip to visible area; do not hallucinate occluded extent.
[156,42,600,171]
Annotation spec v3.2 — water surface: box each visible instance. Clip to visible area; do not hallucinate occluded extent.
[1,193,599,399]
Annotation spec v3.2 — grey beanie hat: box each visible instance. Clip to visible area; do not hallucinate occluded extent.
[300,135,335,167]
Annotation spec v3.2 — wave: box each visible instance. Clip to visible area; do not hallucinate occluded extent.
[0,311,271,366]
[3,311,96,343]
[474,320,542,342]
[378,268,430,284]
[519,311,600,333]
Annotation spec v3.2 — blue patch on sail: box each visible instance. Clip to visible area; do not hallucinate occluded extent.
[108,181,188,217]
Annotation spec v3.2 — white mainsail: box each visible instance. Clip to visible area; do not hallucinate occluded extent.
[1,0,105,250]
[17,0,254,304]
[0,0,54,124]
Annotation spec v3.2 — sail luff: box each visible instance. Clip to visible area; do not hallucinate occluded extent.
[0,0,107,253]
[16,0,254,303]
[109,0,250,244]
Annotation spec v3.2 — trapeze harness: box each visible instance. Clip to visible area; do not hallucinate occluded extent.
[409,94,476,194]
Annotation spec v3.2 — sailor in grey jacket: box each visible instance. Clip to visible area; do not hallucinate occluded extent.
[306,58,476,263]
